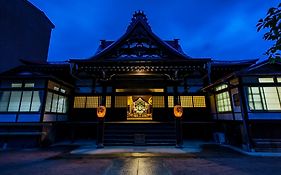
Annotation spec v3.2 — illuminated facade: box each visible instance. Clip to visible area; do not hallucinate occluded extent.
[0,11,281,151]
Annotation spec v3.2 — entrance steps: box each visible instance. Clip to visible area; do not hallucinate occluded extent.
[104,121,176,146]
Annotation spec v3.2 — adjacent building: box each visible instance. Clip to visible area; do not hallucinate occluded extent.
[0,0,54,72]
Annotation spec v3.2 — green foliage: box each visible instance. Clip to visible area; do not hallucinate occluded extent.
[257,3,281,63]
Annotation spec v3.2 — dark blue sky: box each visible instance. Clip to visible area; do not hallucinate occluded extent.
[29,0,279,61]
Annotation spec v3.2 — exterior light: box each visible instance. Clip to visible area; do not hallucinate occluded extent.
[97,106,106,118]
[174,105,183,118]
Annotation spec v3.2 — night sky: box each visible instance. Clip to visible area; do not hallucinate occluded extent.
[29,0,279,62]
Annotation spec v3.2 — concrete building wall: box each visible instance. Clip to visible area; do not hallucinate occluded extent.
[0,0,54,72]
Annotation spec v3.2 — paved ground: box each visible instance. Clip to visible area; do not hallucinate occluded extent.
[1,144,281,175]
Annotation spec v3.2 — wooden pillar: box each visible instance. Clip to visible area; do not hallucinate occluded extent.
[164,86,169,120]
[174,85,183,148]
[96,83,106,148]
[238,78,253,151]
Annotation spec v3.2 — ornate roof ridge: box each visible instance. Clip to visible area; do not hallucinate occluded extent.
[127,10,151,32]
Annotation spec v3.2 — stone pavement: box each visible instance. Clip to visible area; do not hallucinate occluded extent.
[70,140,203,155]
[65,140,281,157]
[1,141,281,175]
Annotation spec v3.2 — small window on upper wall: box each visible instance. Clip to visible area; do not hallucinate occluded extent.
[230,78,239,85]
[60,88,66,93]
[54,86,60,91]
[24,83,34,88]
[258,78,274,83]
[95,87,102,93]
[167,87,174,93]
[177,86,185,93]
[106,87,112,93]
[215,84,228,91]
[277,77,281,83]
[11,83,22,88]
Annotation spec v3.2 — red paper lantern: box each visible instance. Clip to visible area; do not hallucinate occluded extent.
[174,105,183,118]
[97,106,106,118]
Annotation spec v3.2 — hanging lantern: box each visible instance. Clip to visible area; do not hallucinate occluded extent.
[174,105,183,118]
[97,106,106,118]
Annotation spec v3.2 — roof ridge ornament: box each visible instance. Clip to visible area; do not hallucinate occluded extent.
[127,10,151,32]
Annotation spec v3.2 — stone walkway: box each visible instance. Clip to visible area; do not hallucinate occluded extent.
[60,140,281,156]
[1,141,281,175]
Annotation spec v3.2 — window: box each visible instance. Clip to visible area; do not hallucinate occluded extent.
[215,84,228,91]
[248,87,263,110]
[181,96,193,107]
[11,83,22,88]
[73,96,103,108]
[177,86,185,93]
[54,86,60,91]
[31,91,41,112]
[45,92,68,113]
[73,96,86,108]
[258,78,274,83]
[20,91,32,111]
[106,96,111,108]
[106,87,112,93]
[193,96,206,107]
[8,91,21,112]
[153,96,165,108]
[167,87,174,93]
[60,88,66,93]
[115,89,164,93]
[115,96,127,108]
[168,96,174,108]
[0,82,43,113]
[230,78,239,85]
[57,95,65,113]
[180,96,206,108]
[47,81,70,94]
[0,91,10,111]
[51,94,58,112]
[263,87,280,110]
[45,92,53,112]
[277,78,281,83]
[248,86,281,110]
[86,96,99,108]
[24,83,34,88]
[95,87,103,93]
[216,91,232,112]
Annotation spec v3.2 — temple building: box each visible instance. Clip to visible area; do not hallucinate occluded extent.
[0,11,281,151]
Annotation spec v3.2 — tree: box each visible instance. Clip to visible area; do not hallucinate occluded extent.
[257,3,281,63]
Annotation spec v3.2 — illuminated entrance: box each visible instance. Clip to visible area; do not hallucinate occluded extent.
[127,96,152,120]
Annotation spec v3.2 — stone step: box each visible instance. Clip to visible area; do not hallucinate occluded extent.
[103,122,176,146]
